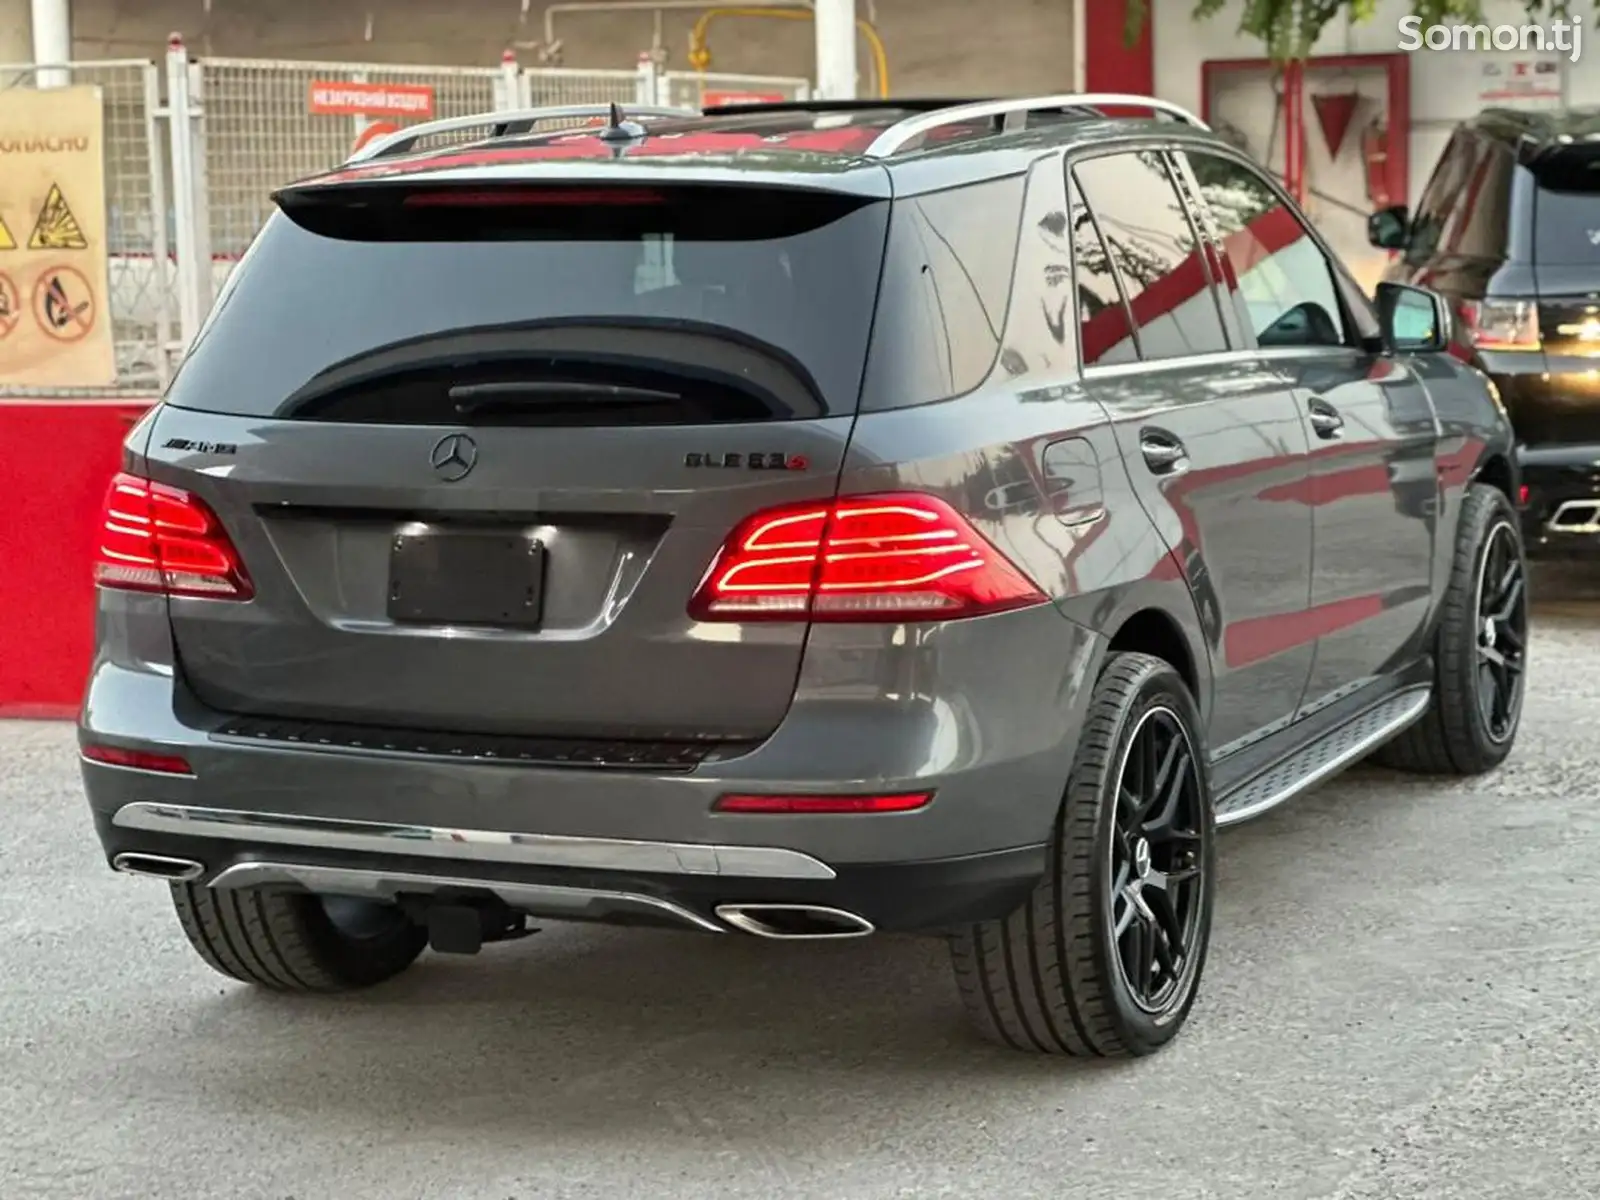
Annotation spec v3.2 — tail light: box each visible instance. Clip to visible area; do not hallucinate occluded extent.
[94,472,253,600]
[1459,299,1540,351]
[688,492,1046,622]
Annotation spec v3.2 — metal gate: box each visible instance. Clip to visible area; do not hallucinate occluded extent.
[0,59,175,394]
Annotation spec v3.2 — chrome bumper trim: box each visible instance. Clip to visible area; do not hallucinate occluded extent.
[111,802,838,881]
[1547,498,1600,534]
[210,862,725,933]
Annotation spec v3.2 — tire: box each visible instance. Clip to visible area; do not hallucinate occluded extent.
[1374,482,1529,776]
[170,883,427,992]
[950,652,1216,1057]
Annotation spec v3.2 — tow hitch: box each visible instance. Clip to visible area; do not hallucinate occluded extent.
[401,896,539,955]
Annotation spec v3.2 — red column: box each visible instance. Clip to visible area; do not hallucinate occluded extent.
[1283,59,1306,205]
[1084,0,1155,95]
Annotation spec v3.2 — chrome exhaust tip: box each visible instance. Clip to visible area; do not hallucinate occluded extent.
[714,903,875,940]
[112,853,205,882]
[1548,498,1600,534]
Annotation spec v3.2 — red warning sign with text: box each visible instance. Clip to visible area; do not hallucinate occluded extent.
[308,81,436,118]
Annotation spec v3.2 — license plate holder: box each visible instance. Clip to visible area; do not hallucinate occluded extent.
[387,529,545,628]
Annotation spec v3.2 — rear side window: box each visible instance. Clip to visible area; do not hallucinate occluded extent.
[1531,148,1600,264]
[167,185,891,422]
[1070,151,1231,363]
[1407,130,1478,264]
[860,175,1026,410]
[1445,138,1515,260]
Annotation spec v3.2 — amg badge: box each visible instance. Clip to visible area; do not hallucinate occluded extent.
[685,451,809,471]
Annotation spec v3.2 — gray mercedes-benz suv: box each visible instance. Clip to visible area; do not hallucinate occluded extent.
[81,95,1527,1057]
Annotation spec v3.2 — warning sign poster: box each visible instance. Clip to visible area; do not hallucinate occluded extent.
[0,85,116,388]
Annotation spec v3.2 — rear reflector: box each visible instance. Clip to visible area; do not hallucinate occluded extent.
[714,791,933,814]
[688,492,1046,623]
[94,472,253,600]
[81,744,194,775]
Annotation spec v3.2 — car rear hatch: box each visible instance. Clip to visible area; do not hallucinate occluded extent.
[146,172,891,743]
[1529,142,1600,442]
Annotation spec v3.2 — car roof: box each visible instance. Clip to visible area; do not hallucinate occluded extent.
[286,96,1220,200]
[1469,105,1600,158]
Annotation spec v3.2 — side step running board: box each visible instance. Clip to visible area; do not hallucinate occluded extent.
[1214,686,1431,828]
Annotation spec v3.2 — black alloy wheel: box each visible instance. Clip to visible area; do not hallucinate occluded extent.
[1473,519,1527,745]
[1372,482,1528,777]
[951,652,1214,1057]
[1109,705,1206,1013]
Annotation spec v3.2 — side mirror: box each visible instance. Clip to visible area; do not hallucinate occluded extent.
[1367,205,1409,250]
[1376,282,1451,353]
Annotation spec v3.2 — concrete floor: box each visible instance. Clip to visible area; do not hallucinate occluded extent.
[5,567,1600,1200]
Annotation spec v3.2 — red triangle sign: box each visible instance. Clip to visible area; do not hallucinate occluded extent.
[1311,92,1360,160]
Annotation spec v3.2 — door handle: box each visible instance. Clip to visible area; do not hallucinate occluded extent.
[1307,397,1344,439]
[1139,429,1188,475]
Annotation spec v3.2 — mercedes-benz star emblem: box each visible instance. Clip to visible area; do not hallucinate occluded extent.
[429,432,478,482]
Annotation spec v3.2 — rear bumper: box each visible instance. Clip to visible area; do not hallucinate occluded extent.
[94,803,1046,934]
[80,596,1099,932]
[1517,442,1600,557]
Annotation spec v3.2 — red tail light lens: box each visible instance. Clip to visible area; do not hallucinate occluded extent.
[688,492,1046,622]
[81,744,194,775]
[401,187,664,207]
[94,472,253,600]
[714,791,933,814]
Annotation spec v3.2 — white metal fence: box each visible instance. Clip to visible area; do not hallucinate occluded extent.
[662,71,811,110]
[1,45,809,398]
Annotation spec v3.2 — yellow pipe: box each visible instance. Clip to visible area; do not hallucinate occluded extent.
[688,7,890,99]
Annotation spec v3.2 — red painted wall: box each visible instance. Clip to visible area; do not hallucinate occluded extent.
[0,403,150,719]
[1083,0,1155,96]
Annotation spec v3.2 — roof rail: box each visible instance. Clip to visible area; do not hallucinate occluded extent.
[346,103,698,163]
[863,93,1209,158]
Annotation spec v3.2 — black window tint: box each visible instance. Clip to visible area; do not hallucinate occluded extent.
[1071,152,1231,362]
[1185,152,1347,350]
[1449,140,1516,260]
[860,175,1026,409]
[168,192,890,419]
[1530,147,1600,264]
[1066,175,1138,367]
[1407,132,1475,264]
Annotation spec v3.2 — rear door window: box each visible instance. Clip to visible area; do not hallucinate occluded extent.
[1065,175,1138,367]
[1070,151,1232,363]
[168,185,891,422]
[1182,151,1348,350]
[1531,147,1600,264]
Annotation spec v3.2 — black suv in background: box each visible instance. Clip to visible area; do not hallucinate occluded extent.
[1372,106,1600,555]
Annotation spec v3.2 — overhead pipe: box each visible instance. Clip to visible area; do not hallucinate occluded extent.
[30,0,71,88]
[542,0,808,57]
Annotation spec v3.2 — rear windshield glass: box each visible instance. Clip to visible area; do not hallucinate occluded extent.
[167,190,890,420]
[1532,150,1600,263]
